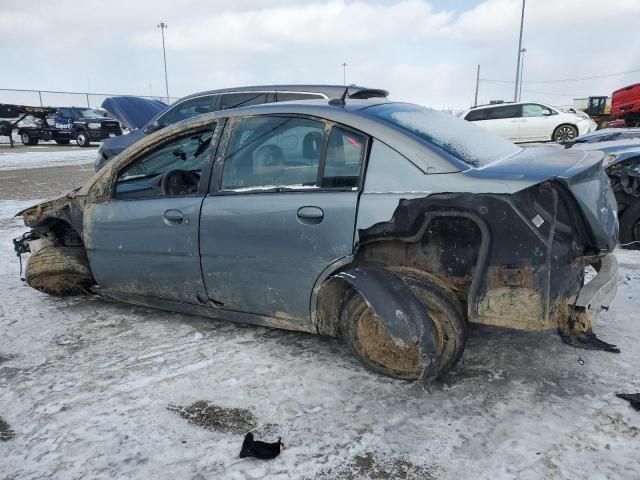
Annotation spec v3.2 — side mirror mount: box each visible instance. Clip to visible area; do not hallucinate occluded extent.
[543,109,553,116]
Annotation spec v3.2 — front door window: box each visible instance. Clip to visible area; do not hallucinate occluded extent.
[115,129,214,199]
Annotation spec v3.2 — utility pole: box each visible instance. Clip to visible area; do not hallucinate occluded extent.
[514,0,525,102]
[519,48,527,102]
[342,62,348,85]
[157,22,170,103]
[474,64,480,106]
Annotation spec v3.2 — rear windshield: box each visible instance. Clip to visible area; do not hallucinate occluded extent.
[364,103,522,168]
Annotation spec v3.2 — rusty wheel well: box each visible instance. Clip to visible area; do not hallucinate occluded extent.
[315,213,487,336]
[355,215,484,301]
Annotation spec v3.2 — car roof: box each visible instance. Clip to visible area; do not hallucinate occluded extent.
[466,101,552,111]
[177,84,388,101]
[463,101,559,116]
[160,99,472,174]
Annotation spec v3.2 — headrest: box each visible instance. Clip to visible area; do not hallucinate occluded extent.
[303,131,323,159]
[254,144,285,168]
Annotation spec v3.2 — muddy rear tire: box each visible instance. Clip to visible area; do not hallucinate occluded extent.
[340,267,466,381]
[25,246,95,296]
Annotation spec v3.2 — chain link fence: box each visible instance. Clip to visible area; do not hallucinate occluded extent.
[0,88,179,109]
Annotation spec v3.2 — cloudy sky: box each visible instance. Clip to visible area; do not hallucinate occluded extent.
[1,0,639,109]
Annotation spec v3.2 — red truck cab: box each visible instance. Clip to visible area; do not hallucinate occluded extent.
[612,83,640,127]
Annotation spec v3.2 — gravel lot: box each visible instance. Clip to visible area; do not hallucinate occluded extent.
[1,145,639,480]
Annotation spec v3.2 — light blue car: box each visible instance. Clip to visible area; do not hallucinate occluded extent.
[15,98,620,382]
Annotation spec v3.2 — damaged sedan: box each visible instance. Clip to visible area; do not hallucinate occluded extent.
[13,98,620,383]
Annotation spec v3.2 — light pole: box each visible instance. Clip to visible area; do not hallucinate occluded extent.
[519,48,527,102]
[514,0,525,102]
[474,64,480,106]
[342,62,348,85]
[157,22,170,103]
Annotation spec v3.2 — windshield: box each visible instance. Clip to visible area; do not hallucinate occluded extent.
[77,109,105,118]
[364,103,522,168]
[60,109,105,118]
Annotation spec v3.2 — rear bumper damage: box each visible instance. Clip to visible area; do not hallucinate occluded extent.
[559,253,620,353]
[574,254,618,323]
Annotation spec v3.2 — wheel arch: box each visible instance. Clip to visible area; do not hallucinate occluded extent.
[30,216,84,248]
[312,210,490,336]
[552,122,579,141]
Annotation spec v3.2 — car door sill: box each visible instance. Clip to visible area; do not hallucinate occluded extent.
[97,289,317,334]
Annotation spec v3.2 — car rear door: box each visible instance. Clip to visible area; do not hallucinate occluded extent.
[484,104,522,141]
[199,115,367,324]
[84,123,220,305]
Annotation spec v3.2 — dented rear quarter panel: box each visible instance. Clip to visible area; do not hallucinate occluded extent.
[355,140,617,332]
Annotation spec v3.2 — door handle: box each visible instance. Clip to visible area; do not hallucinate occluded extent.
[163,209,183,225]
[297,206,324,225]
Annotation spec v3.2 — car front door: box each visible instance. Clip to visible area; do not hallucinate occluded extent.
[84,123,220,304]
[520,103,555,141]
[199,115,367,324]
[484,104,522,141]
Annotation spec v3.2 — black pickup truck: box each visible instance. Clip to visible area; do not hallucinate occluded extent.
[0,104,122,147]
[18,107,122,147]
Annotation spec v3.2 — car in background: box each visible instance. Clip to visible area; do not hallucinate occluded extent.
[568,136,640,248]
[15,98,619,382]
[461,102,597,143]
[612,82,640,127]
[102,96,167,131]
[18,107,122,147]
[565,127,640,147]
[96,84,388,170]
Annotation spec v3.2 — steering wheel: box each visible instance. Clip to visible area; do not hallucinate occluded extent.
[160,169,201,196]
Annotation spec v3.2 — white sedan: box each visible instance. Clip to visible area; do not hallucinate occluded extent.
[461,102,597,143]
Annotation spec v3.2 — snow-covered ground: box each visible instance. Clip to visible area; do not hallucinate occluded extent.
[1,152,639,479]
[0,145,96,171]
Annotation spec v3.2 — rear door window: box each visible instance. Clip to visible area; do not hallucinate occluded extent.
[275,92,326,102]
[486,105,522,120]
[221,116,325,190]
[322,127,366,188]
[464,109,488,121]
[219,92,271,110]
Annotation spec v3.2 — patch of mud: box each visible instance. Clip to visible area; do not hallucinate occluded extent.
[307,452,442,480]
[0,417,16,441]
[168,401,257,435]
[0,353,18,365]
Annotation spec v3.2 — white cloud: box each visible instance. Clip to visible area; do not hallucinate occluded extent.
[449,0,640,43]
[133,0,454,52]
[0,0,638,109]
